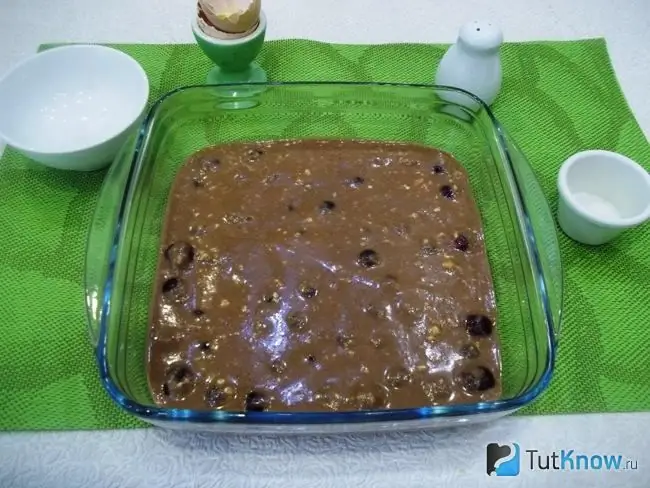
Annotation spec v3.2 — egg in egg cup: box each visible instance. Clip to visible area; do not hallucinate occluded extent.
[192,8,267,85]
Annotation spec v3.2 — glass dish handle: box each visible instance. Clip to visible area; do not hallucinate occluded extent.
[502,132,563,344]
[85,135,138,347]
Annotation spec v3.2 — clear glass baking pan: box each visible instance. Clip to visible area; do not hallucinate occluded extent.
[86,82,562,433]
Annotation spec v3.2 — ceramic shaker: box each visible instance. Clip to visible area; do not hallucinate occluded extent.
[435,21,503,111]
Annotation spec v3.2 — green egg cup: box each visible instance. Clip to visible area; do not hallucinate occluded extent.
[192,11,267,86]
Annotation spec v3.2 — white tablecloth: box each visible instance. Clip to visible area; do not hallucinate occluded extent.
[1,1,649,486]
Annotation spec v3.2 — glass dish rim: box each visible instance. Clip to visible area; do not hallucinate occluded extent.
[95,81,558,424]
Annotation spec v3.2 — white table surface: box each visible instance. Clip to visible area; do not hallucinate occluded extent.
[1,1,649,487]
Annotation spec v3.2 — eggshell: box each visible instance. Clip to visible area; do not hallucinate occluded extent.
[198,0,261,34]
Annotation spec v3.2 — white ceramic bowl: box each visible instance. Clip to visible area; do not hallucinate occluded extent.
[0,45,149,171]
[557,150,650,245]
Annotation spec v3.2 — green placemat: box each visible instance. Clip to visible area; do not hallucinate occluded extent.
[1,38,648,431]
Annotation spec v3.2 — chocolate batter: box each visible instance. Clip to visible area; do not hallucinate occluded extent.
[147,140,501,412]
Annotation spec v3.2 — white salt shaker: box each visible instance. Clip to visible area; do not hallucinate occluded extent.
[435,21,503,111]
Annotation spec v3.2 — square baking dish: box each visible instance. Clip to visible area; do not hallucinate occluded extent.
[86,82,562,433]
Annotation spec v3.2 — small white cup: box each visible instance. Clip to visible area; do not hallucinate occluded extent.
[557,150,650,245]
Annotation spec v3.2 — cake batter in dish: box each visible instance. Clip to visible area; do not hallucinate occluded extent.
[147,140,501,412]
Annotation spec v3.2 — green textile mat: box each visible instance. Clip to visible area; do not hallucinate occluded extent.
[0,38,648,431]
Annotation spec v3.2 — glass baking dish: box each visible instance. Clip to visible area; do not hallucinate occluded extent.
[86,82,562,433]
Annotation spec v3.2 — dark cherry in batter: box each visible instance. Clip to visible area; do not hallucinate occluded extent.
[147,140,501,412]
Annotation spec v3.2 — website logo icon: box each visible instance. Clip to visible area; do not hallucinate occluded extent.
[487,443,521,477]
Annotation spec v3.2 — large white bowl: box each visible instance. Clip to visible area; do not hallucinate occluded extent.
[0,45,149,171]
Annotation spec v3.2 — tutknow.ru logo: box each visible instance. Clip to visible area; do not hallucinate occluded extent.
[486,443,638,476]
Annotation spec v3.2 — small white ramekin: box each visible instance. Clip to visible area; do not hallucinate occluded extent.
[557,150,650,245]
